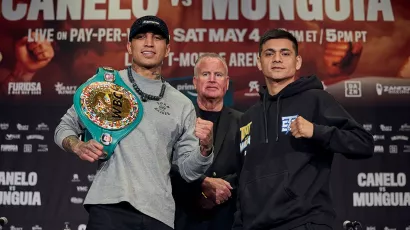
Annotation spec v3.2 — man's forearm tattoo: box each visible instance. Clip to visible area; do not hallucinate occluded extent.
[62,135,80,153]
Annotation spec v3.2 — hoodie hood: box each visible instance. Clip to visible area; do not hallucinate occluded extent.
[259,75,324,101]
[259,75,324,143]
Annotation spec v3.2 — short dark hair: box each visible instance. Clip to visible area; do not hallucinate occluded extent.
[258,29,298,56]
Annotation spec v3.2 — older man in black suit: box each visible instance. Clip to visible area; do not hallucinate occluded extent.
[172,53,242,230]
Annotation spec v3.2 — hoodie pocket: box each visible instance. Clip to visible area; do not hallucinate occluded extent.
[285,152,322,198]
[241,170,297,225]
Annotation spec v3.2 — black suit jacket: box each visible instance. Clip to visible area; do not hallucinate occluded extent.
[172,106,243,223]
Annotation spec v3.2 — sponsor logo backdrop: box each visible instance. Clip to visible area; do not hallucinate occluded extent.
[1,0,409,229]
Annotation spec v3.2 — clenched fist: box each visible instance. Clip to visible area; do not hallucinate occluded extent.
[195,118,213,156]
[290,116,314,139]
[73,139,104,163]
[15,32,55,74]
[323,41,362,77]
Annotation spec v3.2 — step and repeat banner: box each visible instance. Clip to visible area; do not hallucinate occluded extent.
[1,0,410,229]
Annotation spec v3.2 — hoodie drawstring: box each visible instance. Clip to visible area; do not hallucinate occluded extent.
[275,94,282,142]
[263,92,282,143]
[263,92,268,143]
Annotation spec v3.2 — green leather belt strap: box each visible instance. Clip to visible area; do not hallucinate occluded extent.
[73,67,143,160]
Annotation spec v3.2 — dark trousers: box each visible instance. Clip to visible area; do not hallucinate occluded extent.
[291,223,333,230]
[174,200,236,230]
[86,202,172,230]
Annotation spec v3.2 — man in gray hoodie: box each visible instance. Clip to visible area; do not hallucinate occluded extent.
[54,16,214,230]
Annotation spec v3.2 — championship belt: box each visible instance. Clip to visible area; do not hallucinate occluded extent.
[73,67,143,160]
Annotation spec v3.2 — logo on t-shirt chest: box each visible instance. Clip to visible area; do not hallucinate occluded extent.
[281,115,298,134]
[154,102,171,115]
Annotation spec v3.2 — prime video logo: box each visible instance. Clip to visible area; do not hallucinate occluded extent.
[177,83,197,97]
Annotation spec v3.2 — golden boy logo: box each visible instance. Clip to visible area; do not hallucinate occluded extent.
[239,122,252,153]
